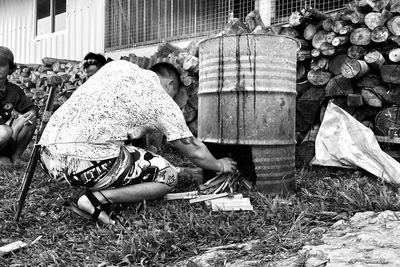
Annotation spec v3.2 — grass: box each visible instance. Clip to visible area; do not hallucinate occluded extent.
[1,146,400,266]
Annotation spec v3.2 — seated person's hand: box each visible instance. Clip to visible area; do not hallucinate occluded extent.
[22,110,37,126]
[216,157,237,174]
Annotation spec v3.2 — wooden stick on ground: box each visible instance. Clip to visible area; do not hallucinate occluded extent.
[14,85,57,221]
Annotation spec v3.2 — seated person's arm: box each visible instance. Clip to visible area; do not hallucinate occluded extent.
[170,136,237,173]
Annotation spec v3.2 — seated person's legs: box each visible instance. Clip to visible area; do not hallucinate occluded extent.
[0,124,13,165]
[40,146,178,224]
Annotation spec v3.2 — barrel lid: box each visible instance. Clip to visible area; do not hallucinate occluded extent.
[198,33,301,51]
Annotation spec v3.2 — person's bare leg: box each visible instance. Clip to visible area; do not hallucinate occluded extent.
[77,182,172,224]
[0,125,13,166]
[10,117,36,162]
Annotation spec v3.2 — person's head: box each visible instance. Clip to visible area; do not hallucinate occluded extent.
[0,46,16,79]
[150,63,180,98]
[82,52,107,77]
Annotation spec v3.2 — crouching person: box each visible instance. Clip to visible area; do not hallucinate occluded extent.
[38,60,237,225]
[0,46,38,165]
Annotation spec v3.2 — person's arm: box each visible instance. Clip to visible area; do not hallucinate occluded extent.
[170,136,237,173]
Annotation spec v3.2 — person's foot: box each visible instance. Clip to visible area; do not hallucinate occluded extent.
[77,192,115,225]
[0,156,12,167]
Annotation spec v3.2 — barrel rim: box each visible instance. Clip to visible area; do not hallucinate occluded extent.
[198,34,301,51]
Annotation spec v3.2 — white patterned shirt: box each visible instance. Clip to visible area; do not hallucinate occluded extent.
[39,60,193,160]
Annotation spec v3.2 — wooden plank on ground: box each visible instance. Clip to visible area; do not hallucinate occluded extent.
[0,241,28,256]
[164,191,199,201]
[189,193,229,204]
[210,198,253,211]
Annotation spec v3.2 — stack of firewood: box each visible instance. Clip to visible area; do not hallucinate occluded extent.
[282,1,400,137]
[8,57,84,115]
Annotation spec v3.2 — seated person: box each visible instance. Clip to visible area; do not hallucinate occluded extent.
[0,46,38,166]
[82,52,108,78]
[39,60,237,225]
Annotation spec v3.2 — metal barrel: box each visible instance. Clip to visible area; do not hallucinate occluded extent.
[198,34,299,195]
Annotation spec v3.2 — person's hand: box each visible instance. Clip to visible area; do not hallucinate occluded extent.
[216,157,238,174]
[22,110,37,126]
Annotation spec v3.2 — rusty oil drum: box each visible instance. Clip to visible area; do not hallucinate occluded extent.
[198,34,299,195]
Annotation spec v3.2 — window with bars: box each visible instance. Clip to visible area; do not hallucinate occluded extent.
[272,0,350,24]
[105,0,255,51]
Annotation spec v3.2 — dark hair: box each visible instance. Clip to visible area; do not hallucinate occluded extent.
[8,61,16,74]
[150,63,181,86]
[83,52,107,69]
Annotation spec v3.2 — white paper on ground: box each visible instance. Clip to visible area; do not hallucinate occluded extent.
[311,102,400,184]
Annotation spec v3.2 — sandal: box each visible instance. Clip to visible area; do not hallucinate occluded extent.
[66,191,121,225]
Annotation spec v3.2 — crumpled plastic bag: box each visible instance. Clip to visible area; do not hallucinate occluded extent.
[311,102,400,184]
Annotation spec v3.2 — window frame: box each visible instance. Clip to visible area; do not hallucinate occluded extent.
[35,0,67,37]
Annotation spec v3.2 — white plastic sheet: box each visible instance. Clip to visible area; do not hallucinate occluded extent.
[312,102,400,184]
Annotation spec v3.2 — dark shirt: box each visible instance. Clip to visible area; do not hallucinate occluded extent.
[0,80,38,116]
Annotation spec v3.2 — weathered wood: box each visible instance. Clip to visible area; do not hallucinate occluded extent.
[347,45,368,59]
[339,25,356,35]
[304,24,318,40]
[322,19,333,31]
[364,12,388,29]
[381,65,400,83]
[297,62,307,81]
[341,58,370,78]
[361,88,383,107]
[368,0,391,12]
[351,10,366,24]
[357,74,382,87]
[332,35,350,46]
[364,50,387,70]
[325,74,354,96]
[390,0,400,13]
[389,48,400,62]
[280,26,299,38]
[371,25,389,42]
[329,54,351,75]
[289,11,305,27]
[347,93,364,106]
[42,57,80,67]
[346,0,358,12]
[323,33,335,45]
[0,241,28,256]
[312,30,328,49]
[297,50,312,61]
[320,42,336,56]
[298,39,310,49]
[301,7,328,21]
[341,10,354,21]
[189,193,229,204]
[316,57,330,70]
[296,81,312,97]
[371,84,388,99]
[332,20,348,33]
[307,69,332,85]
[387,16,400,36]
[311,48,321,57]
[350,27,371,45]
[389,35,400,45]
[164,191,199,200]
[355,0,373,13]
[383,85,400,104]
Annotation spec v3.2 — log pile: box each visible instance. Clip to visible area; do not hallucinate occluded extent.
[7,57,84,116]
[283,1,400,140]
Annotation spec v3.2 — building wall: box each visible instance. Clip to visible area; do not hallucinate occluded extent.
[0,0,105,64]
